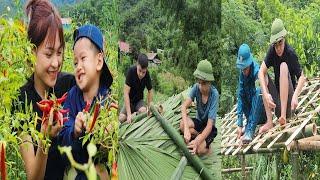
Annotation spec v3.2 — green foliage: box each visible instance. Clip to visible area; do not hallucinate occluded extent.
[0,17,35,179]
[120,0,222,93]
[1,0,119,178]
[220,0,320,115]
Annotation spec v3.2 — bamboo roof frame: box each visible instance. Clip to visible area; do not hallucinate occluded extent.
[221,78,320,155]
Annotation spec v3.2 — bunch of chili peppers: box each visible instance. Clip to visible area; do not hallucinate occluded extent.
[36,92,69,132]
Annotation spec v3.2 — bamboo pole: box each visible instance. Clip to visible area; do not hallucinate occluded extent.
[285,113,316,146]
[150,105,214,180]
[291,151,300,180]
[297,135,320,142]
[267,123,317,149]
[132,112,148,122]
[170,156,187,180]
[287,140,320,151]
[221,167,253,173]
[241,154,246,180]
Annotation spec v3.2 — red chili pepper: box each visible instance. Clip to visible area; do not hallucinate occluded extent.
[41,115,49,125]
[83,102,91,113]
[0,141,6,180]
[53,111,60,125]
[59,109,69,115]
[38,99,54,107]
[111,161,118,180]
[88,103,100,132]
[109,102,118,110]
[56,92,68,104]
[37,102,51,113]
[63,117,68,123]
[37,93,69,127]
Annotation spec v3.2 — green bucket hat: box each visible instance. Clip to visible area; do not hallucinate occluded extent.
[270,18,287,44]
[193,59,214,81]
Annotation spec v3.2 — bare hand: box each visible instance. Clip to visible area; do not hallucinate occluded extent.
[49,112,62,138]
[291,95,298,110]
[74,112,85,139]
[187,139,199,155]
[184,129,191,143]
[147,107,151,116]
[41,109,62,138]
[266,93,276,109]
[126,114,132,123]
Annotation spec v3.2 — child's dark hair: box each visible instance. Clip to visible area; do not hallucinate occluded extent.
[76,37,101,54]
[137,54,149,69]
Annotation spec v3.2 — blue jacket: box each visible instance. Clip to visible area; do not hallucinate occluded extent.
[236,61,260,127]
[59,84,110,178]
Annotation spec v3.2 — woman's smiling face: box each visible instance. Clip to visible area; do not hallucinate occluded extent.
[34,32,63,89]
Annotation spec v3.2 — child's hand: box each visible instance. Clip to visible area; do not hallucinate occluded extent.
[184,129,191,143]
[187,139,199,155]
[74,112,86,139]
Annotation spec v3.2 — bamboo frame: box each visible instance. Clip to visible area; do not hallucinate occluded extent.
[221,78,320,155]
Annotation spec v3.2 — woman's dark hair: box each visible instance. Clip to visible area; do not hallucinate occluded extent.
[26,0,64,49]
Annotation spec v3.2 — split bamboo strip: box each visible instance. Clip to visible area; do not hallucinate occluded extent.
[220,147,281,155]
[243,117,278,153]
[267,124,293,149]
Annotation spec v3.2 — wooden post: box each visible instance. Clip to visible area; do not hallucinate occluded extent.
[240,154,246,180]
[275,153,280,180]
[291,150,300,180]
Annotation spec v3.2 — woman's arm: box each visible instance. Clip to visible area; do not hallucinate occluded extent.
[19,134,47,180]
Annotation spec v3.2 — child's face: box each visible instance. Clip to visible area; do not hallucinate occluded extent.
[73,38,103,92]
[34,32,63,89]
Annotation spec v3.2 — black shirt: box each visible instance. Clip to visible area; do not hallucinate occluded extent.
[125,65,152,104]
[15,72,75,180]
[264,42,302,91]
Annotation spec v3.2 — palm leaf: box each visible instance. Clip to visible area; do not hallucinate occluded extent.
[118,90,222,179]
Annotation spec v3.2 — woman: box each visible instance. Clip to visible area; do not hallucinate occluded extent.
[16,0,75,179]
